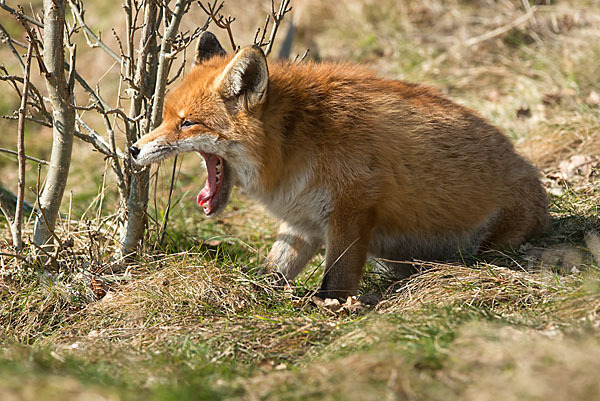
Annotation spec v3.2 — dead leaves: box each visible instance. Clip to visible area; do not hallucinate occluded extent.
[311,295,367,317]
[545,154,598,196]
[557,154,598,181]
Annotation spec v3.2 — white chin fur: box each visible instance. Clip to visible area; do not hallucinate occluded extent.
[134,147,172,166]
[135,135,261,194]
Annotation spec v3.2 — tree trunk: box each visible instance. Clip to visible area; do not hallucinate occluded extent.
[119,0,190,256]
[119,1,157,256]
[33,0,75,247]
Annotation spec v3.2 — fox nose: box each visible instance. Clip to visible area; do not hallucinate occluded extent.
[129,145,140,158]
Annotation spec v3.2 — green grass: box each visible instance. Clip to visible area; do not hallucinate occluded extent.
[1,0,600,399]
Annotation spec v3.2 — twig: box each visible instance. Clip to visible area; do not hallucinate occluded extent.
[293,48,309,64]
[0,147,49,165]
[0,23,26,73]
[29,239,57,267]
[254,14,270,47]
[2,115,52,128]
[167,59,186,85]
[4,3,114,115]
[265,0,292,56]
[150,0,192,130]
[15,7,48,76]
[0,68,51,121]
[67,0,121,63]
[11,41,33,251]
[0,251,27,261]
[199,0,237,51]
[464,6,538,47]
[0,201,12,226]
[157,155,179,247]
[165,25,209,59]
[74,117,119,156]
[0,1,43,28]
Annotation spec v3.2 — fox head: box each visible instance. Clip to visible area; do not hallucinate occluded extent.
[131,32,269,216]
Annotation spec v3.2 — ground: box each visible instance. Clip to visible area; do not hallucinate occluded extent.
[1,1,600,400]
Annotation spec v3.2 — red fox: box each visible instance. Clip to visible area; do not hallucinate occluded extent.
[131,32,549,299]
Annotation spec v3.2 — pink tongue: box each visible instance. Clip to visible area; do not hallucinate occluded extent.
[196,153,219,207]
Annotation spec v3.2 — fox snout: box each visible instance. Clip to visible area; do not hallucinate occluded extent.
[129,127,177,167]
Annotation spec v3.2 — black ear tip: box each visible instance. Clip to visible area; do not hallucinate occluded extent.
[251,44,266,56]
[199,31,218,44]
[195,31,226,64]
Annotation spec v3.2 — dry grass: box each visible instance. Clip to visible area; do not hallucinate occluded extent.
[376,262,569,313]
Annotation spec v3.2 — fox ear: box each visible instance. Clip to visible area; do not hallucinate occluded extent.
[215,46,268,112]
[194,31,226,65]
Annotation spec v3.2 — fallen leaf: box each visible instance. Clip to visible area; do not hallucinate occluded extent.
[274,363,287,370]
[586,90,600,106]
[340,296,367,316]
[558,154,597,180]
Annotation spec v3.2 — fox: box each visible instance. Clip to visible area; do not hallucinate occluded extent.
[130,31,549,299]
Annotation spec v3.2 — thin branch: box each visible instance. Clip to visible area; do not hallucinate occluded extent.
[293,48,309,64]
[0,251,27,261]
[0,23,26,73]
[167,58,186,85]
[167,24,208,58]
[464,6,538,47]
[150,0,192,130]
[0,147,49,165]
[12,41,33,251]
[2,114,52,128]
[74,115,127,200]
[0,194,13,225]
[5,2,114,116]
[0,1,44,28]
[67,0,121,63]
[254,13,270,47]
[265,0,292,56]
[157,155,179,247]
[74,116,119,156]
[199,0,237,51]
[15,7,48,75]
[123,0,135,82]
[0,66,52,121]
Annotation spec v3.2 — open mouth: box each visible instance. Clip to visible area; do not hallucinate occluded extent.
[197,152,232,216]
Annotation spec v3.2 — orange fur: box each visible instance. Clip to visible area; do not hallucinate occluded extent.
[133,37,549,298]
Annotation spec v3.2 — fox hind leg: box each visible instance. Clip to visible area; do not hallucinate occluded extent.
[486,175,549,247]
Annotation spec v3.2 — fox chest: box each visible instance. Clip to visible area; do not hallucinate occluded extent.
[257,184,333,237]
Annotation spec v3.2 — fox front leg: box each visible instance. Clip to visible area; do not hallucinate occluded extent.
[263,222,322,285]
[319,208,374,300]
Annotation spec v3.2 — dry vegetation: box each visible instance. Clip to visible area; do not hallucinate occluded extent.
[1,0,600,400]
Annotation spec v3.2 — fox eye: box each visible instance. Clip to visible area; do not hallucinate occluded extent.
[180,120,197,129]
